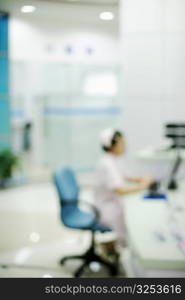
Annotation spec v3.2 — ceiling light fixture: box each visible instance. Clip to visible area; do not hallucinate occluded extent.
[99,12,114,21]
[21,5,36,13]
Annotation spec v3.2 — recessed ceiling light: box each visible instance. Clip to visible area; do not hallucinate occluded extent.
[21,5,36,13]
[99,12,114,21]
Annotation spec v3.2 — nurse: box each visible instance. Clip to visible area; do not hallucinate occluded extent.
[94,128,153,254]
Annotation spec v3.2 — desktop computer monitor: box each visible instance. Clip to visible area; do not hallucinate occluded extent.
[165,123,185,189]
[165,123,185,149]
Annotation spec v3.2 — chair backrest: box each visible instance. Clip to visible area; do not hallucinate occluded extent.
[53,167,79,204]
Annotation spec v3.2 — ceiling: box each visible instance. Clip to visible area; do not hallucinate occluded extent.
[0,0,119,13]
[0,0,119,22]
[37,0,118,5]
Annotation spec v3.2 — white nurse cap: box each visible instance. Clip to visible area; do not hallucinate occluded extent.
[100,128,115,148]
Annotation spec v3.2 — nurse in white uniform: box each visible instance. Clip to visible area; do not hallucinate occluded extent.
[94,128,153,253]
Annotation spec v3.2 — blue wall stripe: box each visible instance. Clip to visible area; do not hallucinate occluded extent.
[0,13,10,150]
[44,106,122,116]
[0,14,8,52]
[11,110,25,119]
[0,58,9,93]
[0,100,10,133]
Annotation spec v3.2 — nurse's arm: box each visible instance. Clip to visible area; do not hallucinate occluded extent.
[113,181,150,195]
[126,176,143,183]
[126,175,154,184]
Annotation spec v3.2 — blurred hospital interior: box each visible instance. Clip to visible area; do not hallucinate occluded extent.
[0,0,185,277]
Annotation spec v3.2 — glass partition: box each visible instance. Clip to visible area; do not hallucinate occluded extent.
[10,62,123,170]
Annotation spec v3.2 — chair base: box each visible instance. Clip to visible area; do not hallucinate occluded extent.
[60,233,119,277]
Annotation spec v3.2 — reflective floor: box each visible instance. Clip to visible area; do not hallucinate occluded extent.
[0,182,130,278]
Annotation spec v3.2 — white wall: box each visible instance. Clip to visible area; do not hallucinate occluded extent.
[9,8,120,166]
[9,15,119,63]
[120,0,185,155]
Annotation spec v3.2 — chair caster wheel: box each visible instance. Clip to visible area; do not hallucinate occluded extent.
[110,266,118,276]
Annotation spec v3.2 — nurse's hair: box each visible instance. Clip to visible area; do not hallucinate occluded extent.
[102,130,123,152]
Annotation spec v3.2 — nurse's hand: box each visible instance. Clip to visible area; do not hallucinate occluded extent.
[141,176,154,185]
[139,176,154,189]
[113,181,152,195]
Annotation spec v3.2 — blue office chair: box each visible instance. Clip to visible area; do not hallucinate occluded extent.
[53,167,118,277]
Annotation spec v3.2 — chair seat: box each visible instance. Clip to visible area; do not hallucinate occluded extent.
[62,205,96,229]
[61,205,112,232]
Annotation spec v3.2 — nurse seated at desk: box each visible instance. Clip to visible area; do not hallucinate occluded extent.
[94,128,153,258]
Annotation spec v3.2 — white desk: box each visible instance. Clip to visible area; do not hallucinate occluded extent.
[136,147,185,161]
[123,182,185,277]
